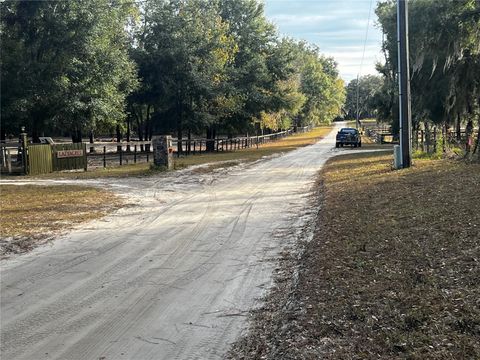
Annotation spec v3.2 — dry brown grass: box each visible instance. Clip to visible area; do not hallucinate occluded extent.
[172,126,334,169]
[229,153,480,359]
[0,185,121,256]
[26,127,332,179]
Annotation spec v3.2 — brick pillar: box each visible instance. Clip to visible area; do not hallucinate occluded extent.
[152,135,173,170]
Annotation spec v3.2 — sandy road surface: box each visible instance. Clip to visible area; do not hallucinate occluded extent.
[1,125,355,360]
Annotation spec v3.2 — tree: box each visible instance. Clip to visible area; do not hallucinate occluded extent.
[345,75,384,120]
[374,0,480,154]
[131,0,238,152]
[217,0,280,138]
[295,44,345,127]
[0,0,138,141]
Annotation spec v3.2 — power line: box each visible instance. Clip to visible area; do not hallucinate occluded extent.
[359,0,374,79]
[356,0,374,129]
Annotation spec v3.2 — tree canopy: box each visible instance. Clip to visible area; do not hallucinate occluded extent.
[1,0,138,141]
[1,0,346,143]
[344,75,384,120]
[374,0,480,144]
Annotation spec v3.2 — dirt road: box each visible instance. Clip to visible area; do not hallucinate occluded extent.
[1,125,348,360]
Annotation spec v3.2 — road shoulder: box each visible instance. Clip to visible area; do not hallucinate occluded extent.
[227,152,480,359]
[0,184,121,258]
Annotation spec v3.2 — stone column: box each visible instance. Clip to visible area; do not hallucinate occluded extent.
[152,135,173,170]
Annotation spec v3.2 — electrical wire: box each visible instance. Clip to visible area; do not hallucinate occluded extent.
[356,0,374,127]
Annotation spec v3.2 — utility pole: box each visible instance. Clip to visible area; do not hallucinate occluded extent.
[397,0,412,168]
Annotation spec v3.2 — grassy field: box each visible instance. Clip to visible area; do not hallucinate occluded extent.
[229,152,480,359]
[0,185,120,256]
[27,126,333,179]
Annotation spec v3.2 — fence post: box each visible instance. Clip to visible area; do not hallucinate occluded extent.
[146,150,149,163]
[103,146,106,168]
[20,128,28,175]
[193,141,196,155]
[134,145,137,163]
[421,130,424,152]
[83,143,88,171]
[119,146,123,165]
[6,149,12,173]
[442,124,446,153]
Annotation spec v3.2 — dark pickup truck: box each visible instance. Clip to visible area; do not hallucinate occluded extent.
[336,128,362,148]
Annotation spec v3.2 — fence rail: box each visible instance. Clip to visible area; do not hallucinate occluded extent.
[86,127,310,168]
[413,129,478,153]
[1,145,23,174]
[364,126,478,151]
[1,125,314,173]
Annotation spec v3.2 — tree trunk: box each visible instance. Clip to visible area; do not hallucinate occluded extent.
[177,108,183,156]
[145,104,152,152]
[116,124,122,153]
[206,126,215,152]
[425,122,431,153]
[177,127,183,155]
[473,122,480,155]
[32,114,42,143]
[442,123,446,153]
[71,128,82,143]
[473,97,480,157]
[134,107,144,152]
[456,113,461,142]
[126,115,131,152]
[89,130,95,153]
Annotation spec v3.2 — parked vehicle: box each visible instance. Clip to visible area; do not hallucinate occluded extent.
[336,128,362,148]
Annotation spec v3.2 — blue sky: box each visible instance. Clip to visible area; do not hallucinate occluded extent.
[264,0,383,83]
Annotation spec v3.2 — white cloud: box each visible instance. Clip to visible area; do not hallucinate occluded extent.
[265,0,384,82]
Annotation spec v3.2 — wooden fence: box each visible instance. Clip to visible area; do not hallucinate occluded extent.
[364,126,478,152]
[172,129,296,156]
[1,143,24,174]
[1,142,88,175]
[52,143,87,172]
[1,125,313,173]
[86,126,311,168]
[364,128,398,144]
[28,144,53,175]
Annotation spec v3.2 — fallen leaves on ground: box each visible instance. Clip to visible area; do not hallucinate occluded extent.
[228,153,480,359]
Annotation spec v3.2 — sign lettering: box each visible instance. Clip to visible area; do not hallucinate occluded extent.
[57,149,84,158]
